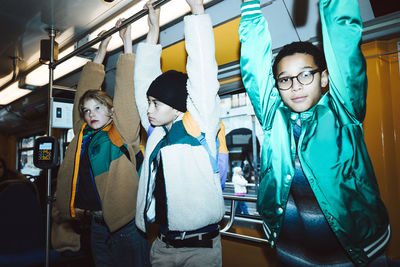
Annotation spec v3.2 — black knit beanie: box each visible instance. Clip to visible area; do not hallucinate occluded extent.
[146,70,188,112]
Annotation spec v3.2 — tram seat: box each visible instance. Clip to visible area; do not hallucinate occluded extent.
[0,181,60,267]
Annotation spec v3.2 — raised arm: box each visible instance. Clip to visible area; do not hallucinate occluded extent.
[145,0,160,45]
[239,0,281,131]
[72,34,110,134]
[117,18,133,54]
[320,0,367,122]
[134,0,162,133]
[112,19,141,152]
[184,0,220,156]
[186,0,204,14]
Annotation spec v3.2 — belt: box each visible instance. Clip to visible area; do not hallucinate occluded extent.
[91,210,103,216]
[158,229,219,248]
[91,211,106,226]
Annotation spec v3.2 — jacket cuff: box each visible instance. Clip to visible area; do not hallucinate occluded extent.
[241,0,262,19]
[83,61,104,72]
[118,53,135,62]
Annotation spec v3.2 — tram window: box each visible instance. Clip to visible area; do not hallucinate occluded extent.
[66,128,74,142]
[220,91,262,217]
[61,128,74,158]
[21,136,35,149]
[18,135,43,177]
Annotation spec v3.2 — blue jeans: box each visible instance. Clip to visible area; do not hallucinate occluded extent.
[235,196,249,215]
[91,216,150,267]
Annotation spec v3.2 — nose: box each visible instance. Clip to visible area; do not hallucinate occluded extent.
[291,77,303,92]
[147,104,154,114]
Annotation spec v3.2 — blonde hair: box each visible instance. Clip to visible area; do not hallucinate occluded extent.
[78,90,113,119]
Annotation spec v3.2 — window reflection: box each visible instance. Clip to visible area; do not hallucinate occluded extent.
[220,91,262,217]
[19,136,42,177]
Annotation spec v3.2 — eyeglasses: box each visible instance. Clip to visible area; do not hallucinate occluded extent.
[276,69,321,90]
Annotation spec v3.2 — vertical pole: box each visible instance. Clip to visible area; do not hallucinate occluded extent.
[45,27,56,267]
[251,115,258,192]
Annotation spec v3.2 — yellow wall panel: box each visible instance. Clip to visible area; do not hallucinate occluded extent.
[214,18,241,66]
[161,41,187,73]
[160,17,241,73]
[362,38,400,259]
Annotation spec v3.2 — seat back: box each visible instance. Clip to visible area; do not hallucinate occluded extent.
[0,181,45,264]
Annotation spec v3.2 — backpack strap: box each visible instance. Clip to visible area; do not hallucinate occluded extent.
[107,124,144,171]
[107,124,130,160]
[182,112,228,189]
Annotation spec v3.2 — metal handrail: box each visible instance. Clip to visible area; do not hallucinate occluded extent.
[223,194,258,203]
[53,0,171,67]
[221,195,269,244]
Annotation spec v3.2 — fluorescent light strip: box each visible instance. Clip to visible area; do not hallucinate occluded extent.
[25,0,212,87]
[0,72,13,89]
[0,81,31,105]
[90,0,212,51]
[25,46,90,86]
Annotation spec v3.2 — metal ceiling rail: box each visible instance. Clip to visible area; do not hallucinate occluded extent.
[52,0,172,67]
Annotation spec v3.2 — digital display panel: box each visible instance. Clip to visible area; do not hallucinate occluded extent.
[39,142,52,150]
[34,137,59,168]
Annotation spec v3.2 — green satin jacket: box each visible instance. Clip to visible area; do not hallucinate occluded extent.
[239,0,390,265]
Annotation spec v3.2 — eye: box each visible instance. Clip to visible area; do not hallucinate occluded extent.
[278,77,290,84]
[83,109,89,114]
[95,106,101,110]
[300,71,312,78]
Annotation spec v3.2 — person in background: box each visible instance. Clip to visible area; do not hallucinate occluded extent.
[134,0,227,266]
[232,166,249,215]
[0,157,27,192]
[239,0,390,266]
[0,157,25,184]
[53,18,150,267]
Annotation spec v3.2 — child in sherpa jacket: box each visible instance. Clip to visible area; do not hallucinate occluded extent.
[134,0,227,266]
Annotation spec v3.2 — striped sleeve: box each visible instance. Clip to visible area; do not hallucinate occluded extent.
[241,0,262,19]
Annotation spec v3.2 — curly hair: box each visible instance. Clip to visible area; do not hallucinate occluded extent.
[272,41,327,78]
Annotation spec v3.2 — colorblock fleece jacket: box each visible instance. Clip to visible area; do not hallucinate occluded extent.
[134,14,226,233]
[55,54,141,233]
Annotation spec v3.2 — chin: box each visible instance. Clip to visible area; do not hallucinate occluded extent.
[90,123,104,130]
[289,107,305,113]
[290,103,313,113]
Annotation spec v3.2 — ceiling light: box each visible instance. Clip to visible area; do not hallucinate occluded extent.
[21,0,213,89]
[25,46,90,86]
[0,72,13,89]
[89,0,213,51]
[0,82,31,105]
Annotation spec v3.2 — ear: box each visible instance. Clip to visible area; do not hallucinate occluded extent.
[109,107,115,117]
[320,69,329,88]
[174,109,183,117]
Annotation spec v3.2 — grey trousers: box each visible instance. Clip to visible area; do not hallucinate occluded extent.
[150,234,222,267]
